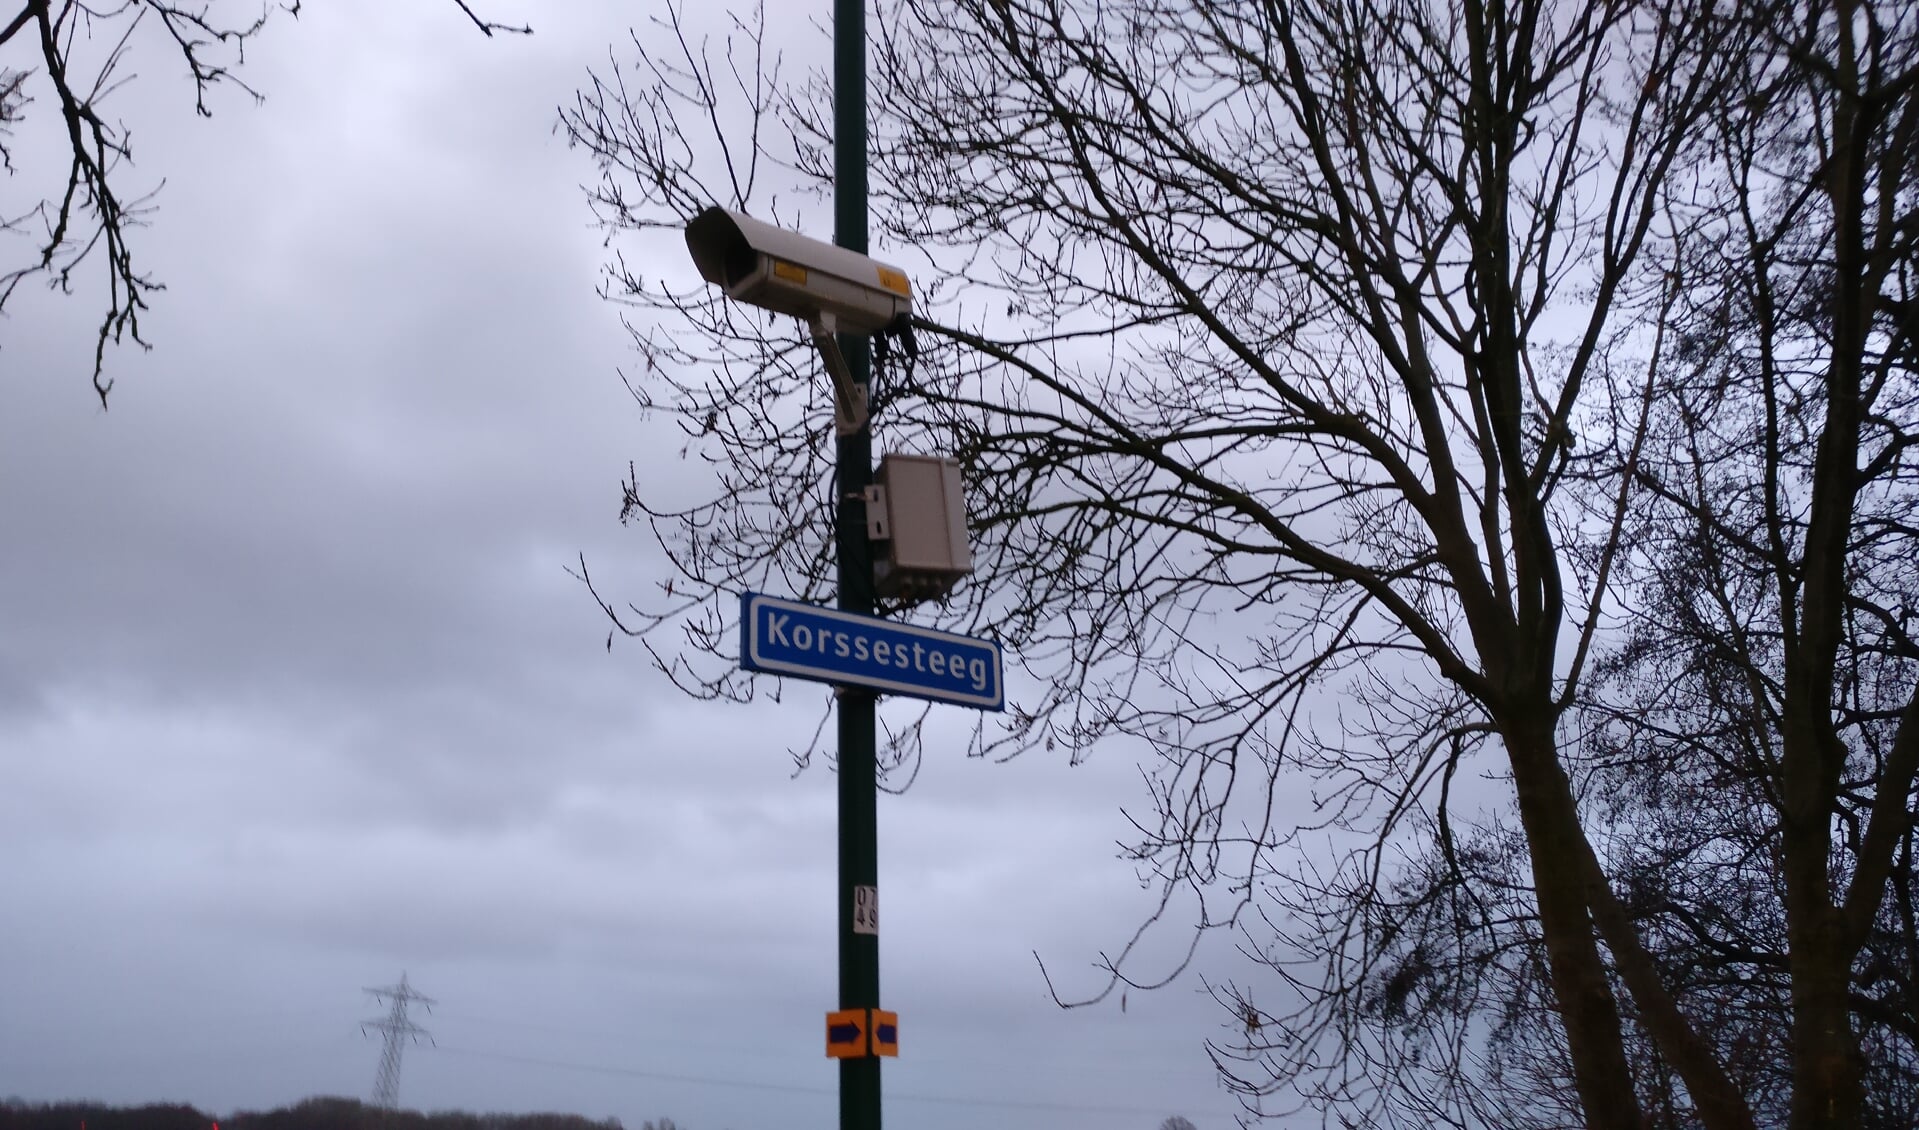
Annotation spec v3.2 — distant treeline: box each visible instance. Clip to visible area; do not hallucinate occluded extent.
[0,1097,631,1130]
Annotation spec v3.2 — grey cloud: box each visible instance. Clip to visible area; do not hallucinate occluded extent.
[0,5,1252,1129]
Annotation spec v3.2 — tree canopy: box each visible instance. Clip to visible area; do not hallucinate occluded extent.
[565,0,1919,1126]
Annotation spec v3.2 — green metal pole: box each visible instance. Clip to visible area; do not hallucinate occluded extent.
[833,2,880,1130]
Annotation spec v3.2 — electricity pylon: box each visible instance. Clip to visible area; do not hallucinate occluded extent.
[362,972,435,1109]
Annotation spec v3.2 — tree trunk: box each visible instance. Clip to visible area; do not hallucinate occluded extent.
[1502,708,1645,1130]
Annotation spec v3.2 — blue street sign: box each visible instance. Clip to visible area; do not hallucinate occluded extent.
[739,592,1004,711]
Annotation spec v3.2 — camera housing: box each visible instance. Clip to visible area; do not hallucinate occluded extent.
[685,208,912,335]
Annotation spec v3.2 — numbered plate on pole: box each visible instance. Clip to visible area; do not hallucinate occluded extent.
[854,885,878,935]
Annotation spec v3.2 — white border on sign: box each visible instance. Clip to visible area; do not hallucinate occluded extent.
[742,593,1005,710]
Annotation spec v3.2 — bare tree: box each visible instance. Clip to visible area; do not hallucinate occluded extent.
[564,0,1914,1126]
[0,0,530,404]
[1584,0,1919,1123]
[1349,0,1919,1123]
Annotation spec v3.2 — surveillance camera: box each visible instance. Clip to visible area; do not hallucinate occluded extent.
[686,207,915,433]
[685,207,912,336]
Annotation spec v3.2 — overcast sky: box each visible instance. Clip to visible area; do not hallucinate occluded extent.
[0,4,1260,1129]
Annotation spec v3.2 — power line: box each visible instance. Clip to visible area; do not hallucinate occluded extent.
[430,1042,1244,1120]
[362,973,436,1110]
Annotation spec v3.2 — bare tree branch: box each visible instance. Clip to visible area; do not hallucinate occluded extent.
[0,0,532,403]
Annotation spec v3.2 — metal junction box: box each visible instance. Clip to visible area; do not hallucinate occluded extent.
[864,454,973,602]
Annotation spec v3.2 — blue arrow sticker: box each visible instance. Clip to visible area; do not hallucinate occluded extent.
[827,1023,863,1044]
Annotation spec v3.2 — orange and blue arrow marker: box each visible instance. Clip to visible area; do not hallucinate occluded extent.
[871,1009,899,1057]
[826,1009,867,1058]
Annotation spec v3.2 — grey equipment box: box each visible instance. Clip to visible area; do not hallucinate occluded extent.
[865,454,974,602]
